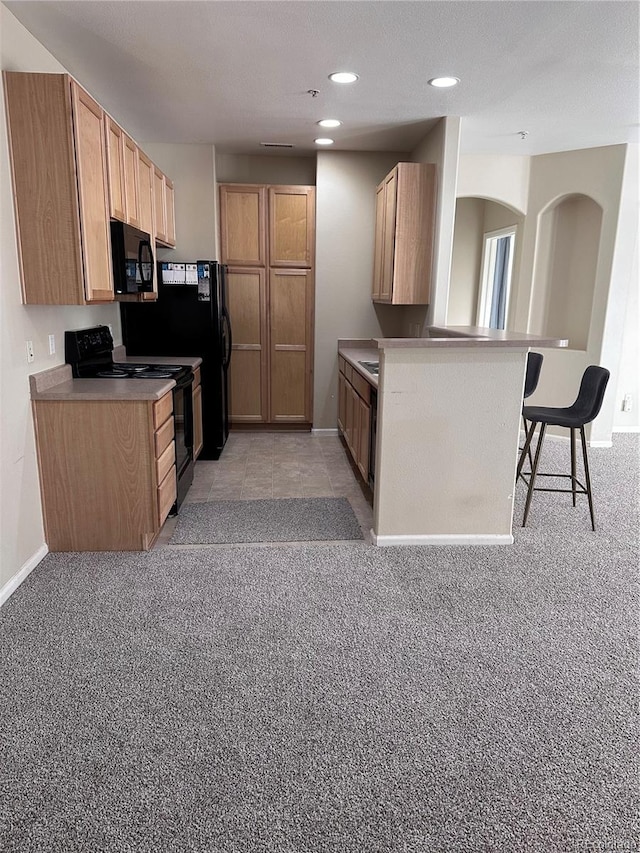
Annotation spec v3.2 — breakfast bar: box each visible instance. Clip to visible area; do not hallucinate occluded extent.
[339,326,568,546]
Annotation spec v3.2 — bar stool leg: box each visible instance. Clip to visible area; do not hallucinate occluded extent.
[517,420,537,479]
[570,427,577,507]
[523,422,546,527]
[522,416,534,470]
[580,425,596,531]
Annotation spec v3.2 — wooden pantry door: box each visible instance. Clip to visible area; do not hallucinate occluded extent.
[269,268,314,423]
[226,268,268,423]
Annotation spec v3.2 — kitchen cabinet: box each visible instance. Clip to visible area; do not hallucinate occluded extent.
[137,150,155,236]
[338,356,372,482]
[372,162,436,305]
[192,366,204,459]
[4,72,114,304]
[154,165,176,248]
[32,391,177,551]
[219,184,266,266]
[219,182,315,426]
[268,186,315,268]
[123,133,141,228]
[105,115,126,222]
[226,268,268,422]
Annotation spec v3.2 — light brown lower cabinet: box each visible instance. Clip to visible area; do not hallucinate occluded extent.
[338,357,372,482]
[32,392,177,551]
[192,367,203,459]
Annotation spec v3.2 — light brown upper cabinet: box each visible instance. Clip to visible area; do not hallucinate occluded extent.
[268,186,315,268]
[137,150,155,237]
[372,162,437,305]
[219,182,315,426]
[153,165,176,248]
[3,72,114,304]
[105,116,126,222]
[123,133,141,229]
[219,184,267,267]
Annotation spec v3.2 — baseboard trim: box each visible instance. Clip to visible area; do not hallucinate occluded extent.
[311,428,339,436]
[613,426,640,434]
[520,430,613,448]
[370,531,514,547]
[0,544,48,607]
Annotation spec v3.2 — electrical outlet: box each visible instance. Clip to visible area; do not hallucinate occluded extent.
[622,394,632,412]
[25,340,34,363]
[48,334,56,355]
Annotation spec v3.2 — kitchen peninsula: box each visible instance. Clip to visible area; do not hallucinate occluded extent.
[339,326,568,546]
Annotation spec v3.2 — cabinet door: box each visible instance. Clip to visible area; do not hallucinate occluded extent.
[227,268,268,422]
[392,162,436,305]
[138,150,155,236]
[372,181,385,300]
[123,133,140,228]
[337,370,347,434]
[357,396,371,480]
[192,383,203,459]
[104,116,126,222]
[153,165,167,243]
[269,269,314,423]
[164,178,176,246]
[70,81,113,303]
[219,184,266,266]
[381,168,397,302]
[268,186,315,268]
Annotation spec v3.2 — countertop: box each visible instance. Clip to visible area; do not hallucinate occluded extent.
[338,326,567,389]
[30,349,202,402]
[375,326,568,349]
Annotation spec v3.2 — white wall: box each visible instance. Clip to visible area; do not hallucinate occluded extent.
[216,153,315,186]
[314,151,406,429]
[457,154,530,216]
[143,142,219,262]
[516,145,632,442]
[406,116,461,332]
[0,7,122,598]
[449,198,484,325]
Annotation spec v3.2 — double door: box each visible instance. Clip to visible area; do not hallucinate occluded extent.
[220,184,315,425]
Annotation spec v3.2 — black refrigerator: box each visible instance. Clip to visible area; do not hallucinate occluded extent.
[120,261,231,460]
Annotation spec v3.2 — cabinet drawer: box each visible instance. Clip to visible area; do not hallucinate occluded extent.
[156,440,176,485]
[344,363,354,385]
[153,392,173,429]
[192,366,201,388]
[338,355,346,376]
[154,415,175,457]
[351,370,371,403]
[157,465,177,525]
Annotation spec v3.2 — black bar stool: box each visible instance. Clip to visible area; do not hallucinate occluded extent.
[516,365,610,530]
[521,352,543,471]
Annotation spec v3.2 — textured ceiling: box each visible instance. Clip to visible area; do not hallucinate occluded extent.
[3,0,639,156]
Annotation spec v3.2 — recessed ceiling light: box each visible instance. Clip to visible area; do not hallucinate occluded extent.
[428,76,460,88]
[317,119,342,128]
[315,138,334,145]
[329,71,358,84]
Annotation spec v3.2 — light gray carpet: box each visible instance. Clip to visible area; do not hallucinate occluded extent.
[0,436,638,853]
[169,497,364,544]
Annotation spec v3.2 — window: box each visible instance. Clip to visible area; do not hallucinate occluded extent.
[476,227,516,330]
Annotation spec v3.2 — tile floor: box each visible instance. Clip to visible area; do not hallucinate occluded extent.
[157,432,374,545]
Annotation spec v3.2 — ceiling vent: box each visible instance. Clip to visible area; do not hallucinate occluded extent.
[260,142,294,148]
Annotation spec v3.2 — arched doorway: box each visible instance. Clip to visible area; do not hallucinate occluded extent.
[449,197,525,328]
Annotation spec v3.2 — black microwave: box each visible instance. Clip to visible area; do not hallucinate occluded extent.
[110,221,155,294]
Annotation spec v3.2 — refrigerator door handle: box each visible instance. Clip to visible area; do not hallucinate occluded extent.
[222,307,232,368]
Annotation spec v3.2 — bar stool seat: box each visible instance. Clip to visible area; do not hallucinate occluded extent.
[517,365,610,530]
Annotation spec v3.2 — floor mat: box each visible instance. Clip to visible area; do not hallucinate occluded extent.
[169,497,364,544]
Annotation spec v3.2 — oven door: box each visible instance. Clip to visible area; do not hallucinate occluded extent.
[172,370,194,512]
